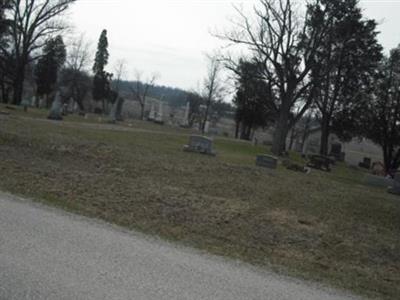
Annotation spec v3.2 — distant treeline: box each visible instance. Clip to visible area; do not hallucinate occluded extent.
[117,80,188,108]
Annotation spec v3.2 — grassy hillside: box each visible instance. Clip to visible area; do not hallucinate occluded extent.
[0,104,399,299]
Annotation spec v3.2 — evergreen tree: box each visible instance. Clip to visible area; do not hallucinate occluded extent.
[362,47,400,175]
[309,0,382,155]
[233,59,275,140]
[92,29,111,113]
[35,35,66,107]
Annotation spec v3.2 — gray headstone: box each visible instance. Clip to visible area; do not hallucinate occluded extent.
[48,92,63,121]
[183,135,215,156]
[388,173,400,195]
[256,155,278,169]
[115,97,124,121]
[183,101,190,126]
[109,102,117,123]
[154,102,164,124]
[204,121,210,134]
[364,174,394,188]
[148,103,156,121]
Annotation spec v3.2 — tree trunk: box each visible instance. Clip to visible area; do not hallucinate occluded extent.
[271,108,290,156]
[289,128,296,151]
[271,124,289,155]
[140,103,145,120]
[201,99,211,134]
[383,144,391,175]
[391,148,400,172]
[240,125,247,140]
[46,94,50,108]
[102,98,106,114]
[319,116,331,156]
[235,121,240,139]
[12,57,27,106]
[12,73,25,105]
[246,123,252,140]
[1,81,9,103]
[35,94,39,108]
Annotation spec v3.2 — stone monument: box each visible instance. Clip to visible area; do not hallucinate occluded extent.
[256,155,278,169]
[182,101,190,127]
[388,173,400,195]
[183,135,216,156]
[154,101,164,124]
[148,103,156,121]
[48,91,63,120]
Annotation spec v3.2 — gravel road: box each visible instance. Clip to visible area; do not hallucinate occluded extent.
[0,193,364,300]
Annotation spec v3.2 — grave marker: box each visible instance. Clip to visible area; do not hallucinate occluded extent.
[183,135,216,156]
[256,155,278,169]
[388,173,400,195]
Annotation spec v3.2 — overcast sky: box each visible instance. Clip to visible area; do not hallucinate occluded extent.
[69,0,400,91]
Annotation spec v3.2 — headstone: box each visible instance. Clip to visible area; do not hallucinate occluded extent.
[252,137,259,146]
[371,161,385,176]
[204,121,210,134]
[364,174,394,188]
[330,143,342,161]
[48,91,63,121]
[359,157,372,169]
[307,155,333,172]
[148,103,156,121]
[154,101,164,124]
[182,101,190,126]
[282,159,310,174]
[73,101,79,113]
[62,103,68,115]
[388,173,400,195]
[159,102,163,119]
[109,101,117,123]
[256,155,278,169]
[183,135,216,156]
[21,98,30,112]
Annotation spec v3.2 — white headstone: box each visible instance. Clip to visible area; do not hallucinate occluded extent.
[159,101,163,119]
[155,101,163,123]
[183,101,190,126]
[204,121,210,134]
[48,92,63,120]
[148,103,156,120]
[109,102,117,122]
[73,101,79,113]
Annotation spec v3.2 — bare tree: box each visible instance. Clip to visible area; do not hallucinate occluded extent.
[66,34,91,73]
[4,0,75,105]
[62,33,91,111]
[130,70,158,120]
[201,54,223,134]
[112,59,126,94]
[218,0,329,155]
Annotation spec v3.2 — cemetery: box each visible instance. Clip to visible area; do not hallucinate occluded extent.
[183,135,216,156]
[1,0,400,298]
[0,104,399,300]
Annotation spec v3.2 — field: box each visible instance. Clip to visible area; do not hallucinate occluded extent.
[0,104,399,299]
